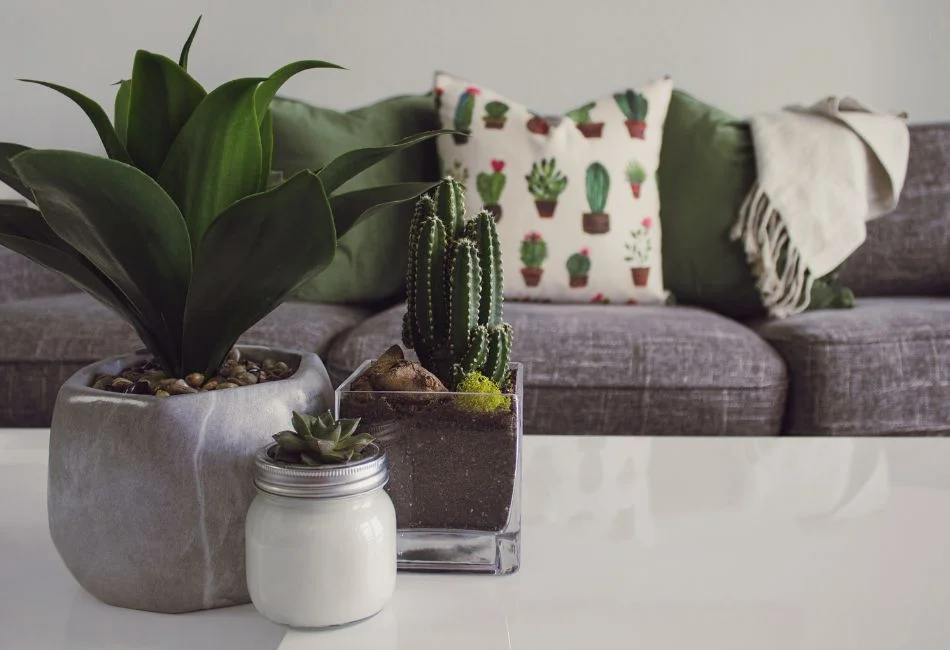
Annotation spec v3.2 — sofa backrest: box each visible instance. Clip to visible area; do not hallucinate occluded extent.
[839,123,950,297]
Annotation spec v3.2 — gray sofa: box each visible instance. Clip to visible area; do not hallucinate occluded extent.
[2,124,948,435]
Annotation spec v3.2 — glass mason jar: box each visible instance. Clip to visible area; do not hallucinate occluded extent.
[245,444,396,628]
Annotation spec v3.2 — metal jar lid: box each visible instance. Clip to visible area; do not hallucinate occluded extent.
[253,443,388,499]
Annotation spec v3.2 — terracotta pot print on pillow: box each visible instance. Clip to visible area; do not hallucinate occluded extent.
[520,231,547,287]
[477,160,507,221]
[566,248,591,288]
[526,158,568,218]
[614,90,649,139]
[626,160,647,198]
[566,102,604,138]
[582,163,611,234]
[433,71,672,305]
[624,217,654,286]
[483,101,509,129]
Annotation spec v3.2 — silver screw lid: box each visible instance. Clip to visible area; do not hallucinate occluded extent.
[254,443,388,499]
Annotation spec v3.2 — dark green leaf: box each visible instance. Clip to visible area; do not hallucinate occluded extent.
[259,108,273,192]
[300,453,320,466]
[318,130,454,195]
[292,411,312,438]
[330,180,440,239]
[11,150,192,374]
[157,77,264,249]
[0,142,33,200]
[253,60,344,125]
[0,203,172,370]
[338,418,360,439]
[127,50,207,177]
[20,80,131,163]
[178,16,202,69]
[181,170,336,375]
[114,80,131,146]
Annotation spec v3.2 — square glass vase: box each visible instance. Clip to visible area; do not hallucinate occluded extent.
[335,362,523,575]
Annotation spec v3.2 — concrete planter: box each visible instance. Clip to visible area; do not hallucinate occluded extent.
[47,345,332,614]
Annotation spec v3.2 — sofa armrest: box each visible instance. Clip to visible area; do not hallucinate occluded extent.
[0,246,77,304]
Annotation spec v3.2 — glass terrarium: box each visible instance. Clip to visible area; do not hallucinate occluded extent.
[335,362,523,575]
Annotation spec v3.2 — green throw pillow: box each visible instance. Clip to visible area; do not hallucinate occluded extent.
[271,93,440,304]
[658,89,853,320]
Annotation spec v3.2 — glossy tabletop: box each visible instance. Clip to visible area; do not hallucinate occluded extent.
[3,429,950,649]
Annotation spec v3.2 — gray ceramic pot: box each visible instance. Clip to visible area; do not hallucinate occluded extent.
[47,345,332,614]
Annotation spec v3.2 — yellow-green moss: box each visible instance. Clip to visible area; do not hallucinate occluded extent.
[455,372,511,413]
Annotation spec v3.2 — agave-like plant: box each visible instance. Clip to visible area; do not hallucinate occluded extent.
[0,18,449,377]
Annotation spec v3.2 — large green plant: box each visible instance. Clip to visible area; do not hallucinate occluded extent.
[0,18,449,377]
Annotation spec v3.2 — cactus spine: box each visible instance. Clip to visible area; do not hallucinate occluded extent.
[586,163,610,213]
[404,178,512,388]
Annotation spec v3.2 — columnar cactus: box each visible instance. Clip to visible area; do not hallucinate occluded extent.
[586,162,610,214]
[453,86,480,144]
[403,178,513,389]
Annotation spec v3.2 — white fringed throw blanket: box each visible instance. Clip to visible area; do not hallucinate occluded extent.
[731,97,910,318]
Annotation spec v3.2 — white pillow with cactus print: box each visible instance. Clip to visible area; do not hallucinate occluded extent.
[434,72,673,305]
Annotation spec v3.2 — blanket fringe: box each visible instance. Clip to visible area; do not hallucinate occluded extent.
[731,183,816,318]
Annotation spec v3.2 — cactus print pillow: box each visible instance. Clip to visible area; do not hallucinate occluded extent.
[434,72,673,304]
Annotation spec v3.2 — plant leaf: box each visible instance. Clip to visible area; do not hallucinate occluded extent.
[157,77,264,249]
[11,150,191,374]
[292,411,312,438]
[318,130,455,195]
[20,80,131,164]
[181,170,336,375]
[338,418,361,440]
[253,60,344,125]
[0,142,33,200]
[127,50,207,177]
[178,16,202,69]
[0,203,172,369]
[114,80,131,146]
[259,108,274,192]
[300,453,320,466]
[329,180,440,239]
[273,431,307,452]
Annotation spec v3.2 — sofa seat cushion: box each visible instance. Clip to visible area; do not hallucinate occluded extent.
[755,297,950,435]
[327,303,788,436]
[0,294,369,427]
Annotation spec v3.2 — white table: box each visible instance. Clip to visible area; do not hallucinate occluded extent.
[3,429,950,649]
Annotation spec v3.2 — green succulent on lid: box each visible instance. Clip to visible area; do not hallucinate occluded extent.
[271,410,374,465]
[0,17,449,379]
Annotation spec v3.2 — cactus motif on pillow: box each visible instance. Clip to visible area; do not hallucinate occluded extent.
[434,72,673,305]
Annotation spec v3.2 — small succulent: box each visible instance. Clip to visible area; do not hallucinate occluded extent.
[271,410,373,465]
[525,158,568,201]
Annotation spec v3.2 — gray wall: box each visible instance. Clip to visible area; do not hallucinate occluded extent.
[0,0,947,160]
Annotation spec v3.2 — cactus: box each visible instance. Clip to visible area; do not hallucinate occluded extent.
[626,161,647,184]
[632,93,649,121]
[403,177,513,389]
[566,101,596,124]
[271,410,373,465]
[484,101,509,119]
[585,162,610,213]
[454,86,480,143]
[566,249,592,277]
[525,158,568,200]
[520,232,547,269]
[476,159,506,204]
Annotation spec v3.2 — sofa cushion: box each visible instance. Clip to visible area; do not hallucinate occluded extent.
[0,294,369,427]
[755,297,950,435]
[839,123,950,297]
[327,303,788,436]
